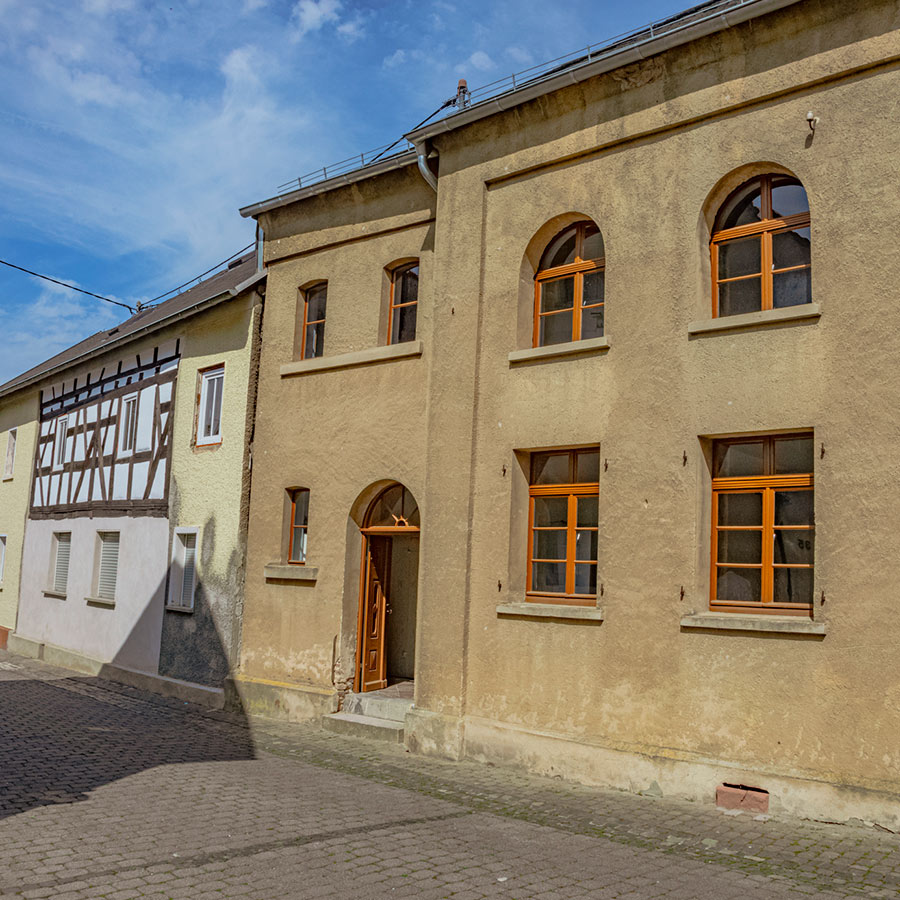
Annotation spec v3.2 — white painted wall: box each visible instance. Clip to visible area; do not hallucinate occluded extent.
[16,516,168,673]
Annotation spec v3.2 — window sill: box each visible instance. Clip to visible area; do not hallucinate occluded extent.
[193,440,222,453]
[680,612,825,635]
[688,303,820,335]
[281,340,423,378]
[264,563,319,583]
[497,602,603,621]
[508,336,610,365]
[165,605,194,614]
[85,596,116,609]
[42,589,66,600]
[2,475,13,483]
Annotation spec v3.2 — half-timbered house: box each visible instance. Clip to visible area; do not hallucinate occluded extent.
[3,253,264,701]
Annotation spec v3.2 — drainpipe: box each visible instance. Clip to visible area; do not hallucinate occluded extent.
[414,142,438,193]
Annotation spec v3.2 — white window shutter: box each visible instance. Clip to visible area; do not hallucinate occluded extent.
[97,532,119,600]
[54,533,71,594]
[180,533,197,608]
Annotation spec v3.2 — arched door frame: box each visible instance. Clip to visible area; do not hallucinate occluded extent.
[354,484,420,693]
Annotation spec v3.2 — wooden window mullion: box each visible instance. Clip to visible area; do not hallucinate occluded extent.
[565,492,577,596]
[761,487,774,604]
[526,495,535,593]
[761,231,774,311]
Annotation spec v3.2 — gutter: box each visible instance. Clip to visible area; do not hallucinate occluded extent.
[0,272,267,402]
[405,0,803,145]
[239,150,418,219]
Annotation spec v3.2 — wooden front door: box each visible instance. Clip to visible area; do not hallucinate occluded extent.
[358,535,391,692]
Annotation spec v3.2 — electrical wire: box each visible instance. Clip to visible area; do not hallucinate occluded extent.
[366,96,460,167]
[142,242,255,307]
[0,258,135,312]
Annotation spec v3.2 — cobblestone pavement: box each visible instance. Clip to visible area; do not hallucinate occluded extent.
[0,652,898,899]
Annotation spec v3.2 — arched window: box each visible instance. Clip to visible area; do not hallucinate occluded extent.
[534,222,604,347]
[711,175,810,317]
[365,484,420,529]
[299,282,327,359]
[388,262,418,345]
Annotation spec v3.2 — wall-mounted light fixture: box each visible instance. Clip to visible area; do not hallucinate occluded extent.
[806,111,819,132]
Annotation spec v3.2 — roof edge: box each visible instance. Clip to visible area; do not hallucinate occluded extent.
[0,272,265,402]
[240,150,417,220]
[405,0,803,144]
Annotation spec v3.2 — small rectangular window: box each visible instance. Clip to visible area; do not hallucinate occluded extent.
[0,535,6,583]
[55,415,68,467]
[96,532,120,601]
[119,394,138,454]
[168,530,198,610]
[52,532,71,594]
[711,434,814,613]
[389,264,419,345]
[197,366,224,446]
[288,489,309,563]
[4,429,16,478]
[300,283,327,359]
[527,448,599,606]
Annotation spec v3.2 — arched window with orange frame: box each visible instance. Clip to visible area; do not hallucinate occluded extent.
[711,174,811,318]
[533,222,605,347]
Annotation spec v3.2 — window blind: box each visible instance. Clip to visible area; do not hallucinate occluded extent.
[54,533,71,594]
[180,533,197,608]
[96,532,119,600]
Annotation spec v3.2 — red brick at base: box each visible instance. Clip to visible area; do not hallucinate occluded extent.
[716,783,769,814]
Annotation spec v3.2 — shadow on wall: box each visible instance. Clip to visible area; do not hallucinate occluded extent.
[0,668,254,822]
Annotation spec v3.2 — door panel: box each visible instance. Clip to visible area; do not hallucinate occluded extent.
[359,535,390,692]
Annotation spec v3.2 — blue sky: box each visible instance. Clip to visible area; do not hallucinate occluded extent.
[0,0,689,383]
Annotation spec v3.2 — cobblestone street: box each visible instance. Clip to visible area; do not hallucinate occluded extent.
[1,651,898,900]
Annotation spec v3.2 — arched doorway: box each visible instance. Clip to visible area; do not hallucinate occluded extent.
[355,484,420,693]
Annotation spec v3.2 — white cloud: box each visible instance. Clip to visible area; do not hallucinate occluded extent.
[0,279,122,384]
[337,16,365,43]
[456,50,494,74]
[82,0,134,14]
[383,48,406,69]
[242,0,267,11]
[505,45,533,67]
[290,0,341,40]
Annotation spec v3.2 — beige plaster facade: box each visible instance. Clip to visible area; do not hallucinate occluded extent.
[238,0,900,827]
[0,392,39,639]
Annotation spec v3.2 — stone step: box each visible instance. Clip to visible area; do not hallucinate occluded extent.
[343,693,413,723]
[322,712,405,743]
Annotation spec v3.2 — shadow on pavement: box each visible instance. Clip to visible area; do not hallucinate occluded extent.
[0,669,254,821]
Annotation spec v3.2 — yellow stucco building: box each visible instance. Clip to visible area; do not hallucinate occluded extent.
[233,0,900,827]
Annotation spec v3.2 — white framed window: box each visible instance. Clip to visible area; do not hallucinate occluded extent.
[196,366,225,446]
[0,535,6,583]
[54,415,68,468]
[51,532,71,595]
[168,528,199,610]
[4,429,16,478]
[119,393,138,455]
[95,532,120,601]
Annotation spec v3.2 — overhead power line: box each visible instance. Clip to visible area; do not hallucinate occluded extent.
[0,258,135,312]
[143,243,255,307]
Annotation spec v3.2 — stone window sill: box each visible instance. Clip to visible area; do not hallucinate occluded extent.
[280,340,423,378]
[86,596,116,609]
[688,304,820,335]
[497,602,603,621]
[165,605,194,614]
[42,589,66,600]
[264,563,319,583]
[508,336,610,365]
[680,612,825,635]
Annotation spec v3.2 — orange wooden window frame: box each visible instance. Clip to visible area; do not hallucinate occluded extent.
[299,283,327,360]
[527,450,599,607]
[533,223,605,348]
[288,489,309,564]
[711,175,811,318]
[710,435,814,616]
[387,262,419,345]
